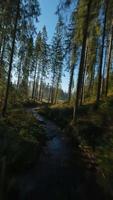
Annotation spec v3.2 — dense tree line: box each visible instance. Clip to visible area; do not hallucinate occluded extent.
[58,0,113,121]
[0,0,113,123]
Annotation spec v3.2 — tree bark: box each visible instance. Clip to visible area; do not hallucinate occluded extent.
[35,63,40,99]
[80,43,88,105]
[105,23,113,96]
[101,39,108,96]
[73,0,92,122]
[2,0,20,116]
[68,63,75,103]
[39,77,43,101]
[0,37,6,79]
[68,45,76,103]
[96,0,108,102]
[17,61,22,89]
[32,64,37,99]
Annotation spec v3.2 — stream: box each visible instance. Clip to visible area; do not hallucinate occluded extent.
[7,108,105,200]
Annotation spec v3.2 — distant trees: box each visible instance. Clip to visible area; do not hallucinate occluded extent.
[50,17,64,104]
[0,0,113,121]
[38,26,49,102]
[0,0,40,115]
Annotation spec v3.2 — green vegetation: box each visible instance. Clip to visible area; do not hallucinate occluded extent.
[0,0,113,199]
[0,107,45,198]
[38,95,113,198]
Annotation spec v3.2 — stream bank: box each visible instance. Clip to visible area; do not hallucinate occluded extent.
[7,107,107,200]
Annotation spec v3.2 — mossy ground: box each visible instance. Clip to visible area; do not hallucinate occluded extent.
[0,105,46,198]
[38,96,113,198]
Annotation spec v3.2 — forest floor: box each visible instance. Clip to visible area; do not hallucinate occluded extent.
[0,104,46,200]
[0,97,113,199]
[38,95,113,199]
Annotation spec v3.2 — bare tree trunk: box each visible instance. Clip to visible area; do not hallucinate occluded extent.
[105,23,113,96]
[68,46,76,103]
[40,86,44,102]
[51,68,56,104]
[68,63,75,103]
[17,61,22,89]
[80,44,88,105]
[96,0,108,102]
[39,77,43,101]
[101,39,108,96]
[32,64,37,99]
[0,37,6,79]
[88,69,94,97]
[35,64,40,99]
[51,87,55,104]
[54,87,58,104]
[2,0,20,116]
[54,75,60,104]
[73,0,92,122]
[48,86,51,103]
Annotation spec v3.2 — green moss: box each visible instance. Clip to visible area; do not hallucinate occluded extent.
[38,95,113,198]
[0,108,46,183]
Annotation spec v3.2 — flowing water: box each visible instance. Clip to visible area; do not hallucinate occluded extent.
[7,108,105,200]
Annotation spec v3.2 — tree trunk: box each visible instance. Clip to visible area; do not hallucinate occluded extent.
[80,43,88,105]
[51,68,56,104]
[48,86,51,103]
[68,45,76,103]
[39,77,43,101]
[96,0,108,102]
[54,74,60,104]
[32,64,37,99]
[101,39,108,96]
[88,69,94,97]
[35,64,40,99]
[2,0,20,116]
[17,61,22,89]
[0,37,6,79]
[105,23,113,96]
[68,63,75,103]
[73,0,92,122]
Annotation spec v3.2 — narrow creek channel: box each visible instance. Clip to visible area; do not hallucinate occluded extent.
[7,108,105,200]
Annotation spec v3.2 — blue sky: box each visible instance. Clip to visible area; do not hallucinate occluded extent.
[38,0,70,92]
[38,0,58,42]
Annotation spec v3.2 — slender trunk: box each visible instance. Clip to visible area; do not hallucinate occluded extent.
[51,87,55,104]
[39,77,43,101]
[2,0,20,116]
[68,63,75,103]
[105,23,113,96]
[80,44,88,105]
[48,86,51,103]
[96,1,108,102]
[0,37,6,79]
[32,64,37,99]
[88,69,94,97]
[68,46,76,103]
[54,74,61,104]
[54,83,59,104]
[40,86,44,102]
[101,40,108,96]
[51,67,56,104]
[35,64,40,98]
[73,0,92,122]
[0,27,4,57]
[17,61,22,89]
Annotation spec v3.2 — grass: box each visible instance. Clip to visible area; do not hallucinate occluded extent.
[38,95,113,198]
[0,107,46,198]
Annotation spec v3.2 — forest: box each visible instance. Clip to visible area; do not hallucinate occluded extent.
[0,0,113,199]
